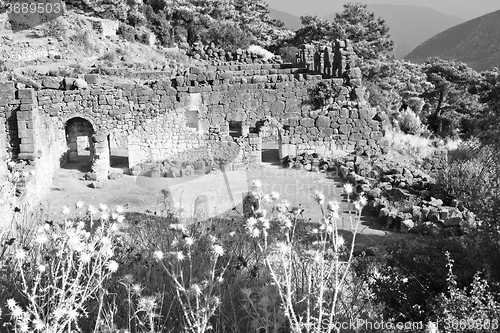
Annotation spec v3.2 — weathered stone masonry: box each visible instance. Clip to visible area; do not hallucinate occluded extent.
[0,40,387,227]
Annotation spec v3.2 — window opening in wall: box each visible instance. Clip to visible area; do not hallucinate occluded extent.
[108,133,129,170]
[249,127,259,134]
[229,121,243,138]
[261,141,280,165]
[186,110,199,130]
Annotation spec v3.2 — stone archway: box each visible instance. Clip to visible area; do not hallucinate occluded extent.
[64,117,95,170]
[64,117,110,180]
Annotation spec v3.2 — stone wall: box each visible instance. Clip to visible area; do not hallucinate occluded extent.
[0,83,67,230]
[421,148,448,174]
[0,120,16,229]
[89,18,119,37]
[0,39,388,228]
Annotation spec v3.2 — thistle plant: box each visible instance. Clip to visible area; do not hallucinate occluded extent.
[153,223,231,333]
[5,203,125,333]
[115,274,165,333]
[240,285,287,333]
[246,180,367,333]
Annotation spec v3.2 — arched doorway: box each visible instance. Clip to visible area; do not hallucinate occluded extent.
[64,117,95,171]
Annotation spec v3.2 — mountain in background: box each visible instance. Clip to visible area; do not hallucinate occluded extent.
[322,4,465,59]
[268,7,302,30]
[405,9,500,71]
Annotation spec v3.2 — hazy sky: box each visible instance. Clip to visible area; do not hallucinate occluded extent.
[264,0,500,20]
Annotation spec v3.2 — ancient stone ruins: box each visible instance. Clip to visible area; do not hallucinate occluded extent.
[0,40,388,225]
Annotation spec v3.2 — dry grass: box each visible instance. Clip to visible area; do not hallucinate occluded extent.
[248,45,274,61]
[384,129,461,159]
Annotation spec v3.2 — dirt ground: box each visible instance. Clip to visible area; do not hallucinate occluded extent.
[42,146,413,250]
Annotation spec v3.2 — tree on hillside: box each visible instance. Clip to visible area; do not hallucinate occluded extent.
[421,58,481,136]
[292,3,393,61]
[470,68,500,143]
[292,15,341,45]
[232,0,292,46]
[75,0,131,20]
[144,0,290,47]
[334,3,394,60]
[361,58,429,114]
[69,0,290,48]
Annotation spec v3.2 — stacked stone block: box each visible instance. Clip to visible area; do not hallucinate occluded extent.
[16,88,39,160]
[1,39,380,182]
[298,40,357,79]
[0,81,19,156]
[422,149,448,173]
[92,134,110,181]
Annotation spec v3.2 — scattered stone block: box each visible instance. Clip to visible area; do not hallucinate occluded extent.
[42,77,62,89]
[401,220,415,233]
[109,172,123,180]
[181,168,194,177]
[89,181,104,189]
[84,74,99,85]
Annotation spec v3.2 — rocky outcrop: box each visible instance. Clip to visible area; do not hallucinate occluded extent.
[337,153,478,236]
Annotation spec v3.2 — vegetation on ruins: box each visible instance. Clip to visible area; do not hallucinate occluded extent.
[290,3,394,60]
[2,1,500,332]
[64,0,292,48]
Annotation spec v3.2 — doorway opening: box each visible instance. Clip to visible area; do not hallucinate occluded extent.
[108,132,129,170]
[64,117,95,172]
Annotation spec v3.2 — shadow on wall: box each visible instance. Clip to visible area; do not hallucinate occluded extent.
[130,117,290,222]
[132,138,253,223]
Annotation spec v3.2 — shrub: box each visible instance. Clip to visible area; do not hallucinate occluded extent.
[369,234,500,323]
[436,143,500,229]
[309,81,343,108]
[278,45,300,63]
[70,30,98,52]
[245,182,374,332]
[99,51,116,63]
[430,252,500,332]
[198,21,252,50]
[116,23,152,45]
[144,5,174,46]
[397,108,428,136]
[247,45,274,61]
[3,204,124,332]
[163,49,189,66]
[117,23,138,43]
[40,17,68,40]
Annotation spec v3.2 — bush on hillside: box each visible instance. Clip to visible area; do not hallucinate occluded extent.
[309,81,343,108]
[429,252,500,332]
[143,5,174,46]
[369,235,500,323]
[117,23,150,45]
[247,45,274,61]
[436,142,500,229]
[278,46,299,63]
[198,21,252,50]
[40,17,68,40]
[396,108,428,136]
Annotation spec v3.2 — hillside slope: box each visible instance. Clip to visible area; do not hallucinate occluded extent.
[0,10,195,82]
[405,9,500,71]
[268,7,302,30]
[323,4,464,59]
